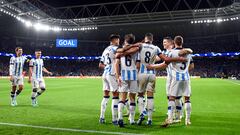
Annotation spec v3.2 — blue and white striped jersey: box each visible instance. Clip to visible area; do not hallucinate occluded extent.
[139,43,161,74]
[9,56,27,77]
[120,52,140,81]
[29,58,44,79]
[100,45,118,76]
[168,48,193,81]
[162,49,172,77]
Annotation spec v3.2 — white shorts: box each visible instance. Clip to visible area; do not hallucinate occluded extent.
[119,80,138,93]
[138,74,156,93]
[166,75,172,96]
[169,79,191,97]
[11,76,24,86]
[32,78,46,89]
[102,75,118,92]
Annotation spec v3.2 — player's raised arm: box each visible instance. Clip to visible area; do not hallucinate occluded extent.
[179,48,193,57]
[159,53,187,64]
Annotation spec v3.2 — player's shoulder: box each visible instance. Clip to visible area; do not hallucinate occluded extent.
[10,56,15,60]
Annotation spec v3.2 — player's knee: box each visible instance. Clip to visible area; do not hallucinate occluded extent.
[112,91,119,97]
[185,96,190,102]
[169,96,175,101]
[33,88,38,92]
[138,92,144,97]
[19,86,23,91]
[176,96,182,100]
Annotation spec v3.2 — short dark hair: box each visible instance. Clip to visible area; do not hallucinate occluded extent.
[145,33,153,41]
[124,34,135,44]
[15,47,22,52]
[35,49,41,52]
[163,36,172,41]
[174,36,183,46]
[109,34,120,41]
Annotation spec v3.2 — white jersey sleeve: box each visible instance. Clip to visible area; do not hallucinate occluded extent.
[101,45,118,76]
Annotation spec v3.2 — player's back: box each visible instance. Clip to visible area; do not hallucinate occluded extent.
[139,43,161,74]
[120,49,139,81]
[101,45,118,76]
[169,48,192,81]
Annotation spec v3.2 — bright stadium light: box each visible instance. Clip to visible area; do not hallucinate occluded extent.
[52,27,61,32]
[216,18,223,23]
[25,21,33,27]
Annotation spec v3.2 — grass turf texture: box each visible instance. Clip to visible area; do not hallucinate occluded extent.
[0,78,239,135]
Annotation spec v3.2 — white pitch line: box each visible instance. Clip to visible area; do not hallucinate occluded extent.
[0,122,144,135]
[224,79,240,86]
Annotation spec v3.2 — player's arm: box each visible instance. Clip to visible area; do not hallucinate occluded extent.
[28,66,33,83]
[155,55,161,62]
[116,42,141,53]
[189,63,194,71]
[136,53,141,72]
[99,62,105,69]
[146,62,168,70]
[159,53,187,64]
[114,58,122,86]
[9,57,14,82]
[28,59,34,83]
[43,67,53,75]
[179,48,193,57]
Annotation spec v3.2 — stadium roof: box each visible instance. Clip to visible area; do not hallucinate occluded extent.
[0,0,240,31]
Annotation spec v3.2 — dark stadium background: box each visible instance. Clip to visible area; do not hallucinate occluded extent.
[0,0,239,78]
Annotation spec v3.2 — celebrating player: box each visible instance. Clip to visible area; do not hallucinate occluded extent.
[9,47,28,106]
[161,36,194,127]
[115,34,140,127]
[28,49,52,107]
[136,33,161,126]
[99,34,120,125]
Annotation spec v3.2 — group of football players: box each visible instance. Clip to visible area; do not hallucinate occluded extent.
[9,47,52,107]
[99,33,194,127]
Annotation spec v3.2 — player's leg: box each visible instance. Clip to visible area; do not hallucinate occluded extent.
[137,93,145,114]
[137,74,146,114]
[174,96,183,122]
[162,80,179,127]
[14,78,24,106]
[35,79,46,98]
[128,80,138,125]
[100,90,110,123]
[111,91,119,125]
[118,80,128,127]
[184,96,191,125]
[183,80,192,125]
[145,75,156,125]
[118,92,127,127]
[31,79,39,106]
[123,98,130,117]
[165,76,172,115]
[109,75,119,125]
[99,77,110,123]
[10,82,17,106]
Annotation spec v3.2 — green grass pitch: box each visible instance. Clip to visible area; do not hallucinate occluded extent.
[0,78,240,135]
